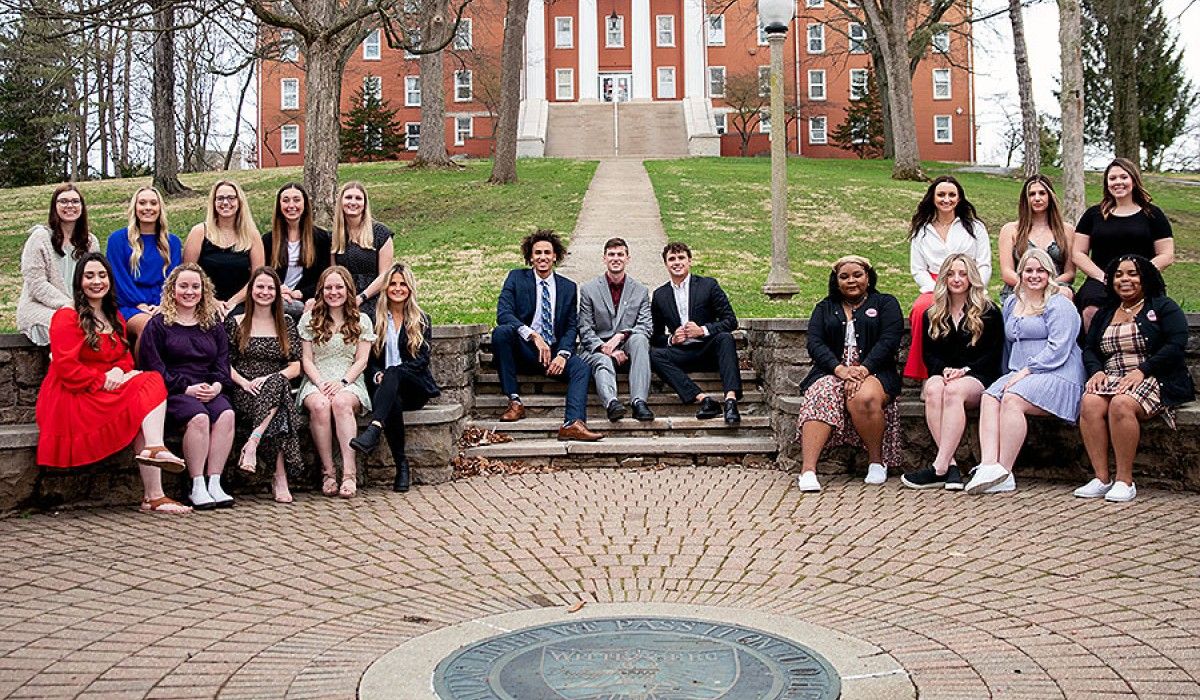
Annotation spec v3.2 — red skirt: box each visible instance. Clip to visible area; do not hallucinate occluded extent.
[36,372,168,468]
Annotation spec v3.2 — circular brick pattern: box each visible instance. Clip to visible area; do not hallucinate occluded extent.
[0,468,1198,699]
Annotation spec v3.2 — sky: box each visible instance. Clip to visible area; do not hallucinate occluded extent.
[971,0,1200,167]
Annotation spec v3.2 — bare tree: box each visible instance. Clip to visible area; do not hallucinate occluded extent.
[149,0,189,193]
[487,0,530,184]
[1091,0,1140,165]
[1007,0,1039,178]
[721,69,769,157]
[1058,0,1085,222]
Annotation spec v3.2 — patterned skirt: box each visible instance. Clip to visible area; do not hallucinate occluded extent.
[1088,321,1175,428]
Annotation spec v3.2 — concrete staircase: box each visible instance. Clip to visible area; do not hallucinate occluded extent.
[544,102,690,159]
[463,332,777,467]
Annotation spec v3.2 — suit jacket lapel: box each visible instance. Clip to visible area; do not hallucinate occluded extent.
[687,276,702,326]
[601,275,617,321]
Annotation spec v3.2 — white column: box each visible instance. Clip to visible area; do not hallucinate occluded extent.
[524,0,546,100]
[579,0,599,101]
[682,0,705,98]
[631,0,652,100]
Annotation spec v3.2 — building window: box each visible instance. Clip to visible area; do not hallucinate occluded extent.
[656,15,675,46]
[405,123,420,151]
[555,68,574,100]
[759,112,770,134]
[807,24,824,54]
[934,115,952,143]
[708,66,725,97]
[555,17,573,48]
[933,68,951,99]
[807,70,825,101]
[758,66,770,97]
[707,15,725,45]
[281,124,299,153]
[363,75,382,101]
[280,30,298,61]
[606,15,624,48]
[280,78,299,110]
[713,113,726,134]
[932,29,950,53]
[454,70,472,101]
[657,66,676,99]
[363,29,381,60]
[757,15,768,45]
[454,116,473,146]
[850,68,868,100]
[806,0,824,6]
[405,76,421,106]
[849,22,866,53]
[404,29,421,59]
[453,18,472,49]
[809,116,827,144]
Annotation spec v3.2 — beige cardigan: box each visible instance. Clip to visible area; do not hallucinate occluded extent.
[16,225,100,344]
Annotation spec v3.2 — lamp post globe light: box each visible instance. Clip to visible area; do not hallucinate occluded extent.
[758,0,800,300]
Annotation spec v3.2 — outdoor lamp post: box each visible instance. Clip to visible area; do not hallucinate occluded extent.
[758,0,800,299]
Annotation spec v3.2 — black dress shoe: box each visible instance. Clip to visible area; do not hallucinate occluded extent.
[631,400,655,422]
[606,399,627,421]
[393,457,411,493]
[350,424,382,455]
[695,397,721,419]
[723,399,741,425]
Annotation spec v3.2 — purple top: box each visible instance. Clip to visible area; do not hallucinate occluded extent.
[137,314,231,394]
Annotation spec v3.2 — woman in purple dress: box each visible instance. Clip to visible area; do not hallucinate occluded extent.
[965,248,1086,495]
[138,263,237,510]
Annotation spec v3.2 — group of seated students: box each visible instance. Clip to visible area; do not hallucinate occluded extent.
[20,156,1192,511]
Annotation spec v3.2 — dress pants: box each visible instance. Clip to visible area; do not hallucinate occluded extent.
[650,331,742,404]
[369,366,431,468]
[491,324,589,423]
[579,333,651,405]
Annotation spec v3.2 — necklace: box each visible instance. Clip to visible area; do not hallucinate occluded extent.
[1120,298,1145,314]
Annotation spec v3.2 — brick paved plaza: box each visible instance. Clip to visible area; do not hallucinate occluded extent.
[1,467,1198,699]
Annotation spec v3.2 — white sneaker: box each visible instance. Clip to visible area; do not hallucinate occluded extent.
[190,478,215,509]
[983,473,1016,493]
[1073,478,1113,499]
[1105,481,1137,502]
[796,471,822,492]
[965,463,1011,495]
[864,463,888,485]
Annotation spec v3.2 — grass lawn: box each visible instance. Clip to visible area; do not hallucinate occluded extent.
[644,158,1200,317]
[0,159,597,330]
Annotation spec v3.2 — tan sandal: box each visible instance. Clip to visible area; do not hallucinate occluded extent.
[140,496,192,514]
[273,475,294,504]
[339,476,357,499]
[135,446,186,473]
[238,433,262,473]
[321,472,339,497]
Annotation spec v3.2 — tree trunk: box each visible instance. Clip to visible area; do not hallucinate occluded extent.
[1058,0,1085,223]
[224,65,255,170]
[303,40,344,226]
[120,22,132,173]
[150,0,189,194]
[414,0,455,167]
[1098,0,1140,166]
[1009,0,1040,177]
[871,45,895,159]
[488,0,531,184]
[864,0,924,180]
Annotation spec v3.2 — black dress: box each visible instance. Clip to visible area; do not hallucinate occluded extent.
[224,316,304,478]
[334,222,393,318]
[199,236,252,302]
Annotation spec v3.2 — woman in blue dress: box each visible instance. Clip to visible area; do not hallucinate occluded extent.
[106,186,182,341]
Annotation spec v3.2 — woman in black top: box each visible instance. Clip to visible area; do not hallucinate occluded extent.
[1076,255,1194,503]
[331,181,394,318]
[262,183,331,319]
[794,256,904,493]
[184,180,265,318]
[1073,157,1174,331]
[901,254,1002,490]
[348,263,440,493]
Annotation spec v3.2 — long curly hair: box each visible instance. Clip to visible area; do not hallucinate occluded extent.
[269,182,316,268]
[238,266,291,357]
[1099,157,1155,219]
[1014,248,1062,316]
[926,254,993,345]
[1013,175,1070,269]
[909,176,981,240]
[308,265,363,345]
[47,183,92,259]
[373,263,428,357]
[124,186,172,277]
[1104,254,1166,302]
[72,252,125,352]
[331,181,376,254]
[204,180,259,252]
[159,262,220,329]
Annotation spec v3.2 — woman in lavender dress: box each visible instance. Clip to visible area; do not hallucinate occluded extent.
[965,248,1086,495]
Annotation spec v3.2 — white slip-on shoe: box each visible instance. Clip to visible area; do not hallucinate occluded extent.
[965,463,1011,495]
[1073,478,1113,499]
[983,473,1016,493]
[864,462,888,485]
[1105,481,1137,502]
[796,471,822,493]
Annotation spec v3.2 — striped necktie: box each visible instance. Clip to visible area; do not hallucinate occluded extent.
[539,280,555,345]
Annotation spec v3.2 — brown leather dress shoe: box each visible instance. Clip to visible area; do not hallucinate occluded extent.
[500,400,525,422]
[557,420,604,442]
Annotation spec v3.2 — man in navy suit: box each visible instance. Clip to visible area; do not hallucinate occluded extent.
[492,229,604,441]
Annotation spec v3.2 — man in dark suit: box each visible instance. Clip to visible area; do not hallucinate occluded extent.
[650,242,742,424]
[492,229,603,441]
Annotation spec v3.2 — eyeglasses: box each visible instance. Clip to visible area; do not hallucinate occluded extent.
[214,195,238,203]
[57,198,82,206]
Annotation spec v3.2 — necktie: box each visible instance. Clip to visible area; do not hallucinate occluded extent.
[540,280,555,345]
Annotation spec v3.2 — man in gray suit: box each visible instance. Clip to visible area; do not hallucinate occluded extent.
[577,238,655,421]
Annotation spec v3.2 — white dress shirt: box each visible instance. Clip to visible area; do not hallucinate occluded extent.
[669,274,708,346]
[909,218,992,293]
[518,272,557,341]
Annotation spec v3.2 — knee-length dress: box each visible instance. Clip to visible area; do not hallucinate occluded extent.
[225,316,304,477]
[296,311,377,413]
[985,294,1086,422]
[37,308,168,467]
[137,314,233,425]
[1088,320,1175,427]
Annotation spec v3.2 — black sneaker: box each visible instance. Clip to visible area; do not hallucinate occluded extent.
[944,464,964,491]
[606,400,626,421]
[695,397,721,419]
[900,465,948,490]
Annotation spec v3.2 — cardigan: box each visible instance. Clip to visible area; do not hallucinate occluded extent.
[1083,295,1195,407]
[800,291,904,397]
[17,225,101,344]
[922,303,1004,387]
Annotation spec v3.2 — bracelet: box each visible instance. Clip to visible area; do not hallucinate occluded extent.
[340,378,349,386]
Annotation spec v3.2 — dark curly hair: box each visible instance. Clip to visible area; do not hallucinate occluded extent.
[826,255,879,301]
[1104,254,1166,302]
[520,229,566,264]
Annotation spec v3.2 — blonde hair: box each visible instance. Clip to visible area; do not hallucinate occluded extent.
[373,263,428,357]
[124,186,171,277]
[331,181,376,254]
[159,262,220,329]
[308,266,363,345]
[205,180,259,252]
[1014,248,1061,316]
[927,254,993,345]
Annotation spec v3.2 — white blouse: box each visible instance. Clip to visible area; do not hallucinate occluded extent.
[909,218,992,294]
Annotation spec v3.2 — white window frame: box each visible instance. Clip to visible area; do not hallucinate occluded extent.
[280,78,299,110]
[405,75,421,107]
[932,29,950,53]
[809,116,827,145]
[405,122,421,151]
[757,16,768,45]
[281,124,300,153]
[807,24,825,54]
[932,68,951,100]
[363,75,382,101]
[805,0,824,6]
[807,70,825,101]
[656,15,675,47]
[363,29,381,60]
[759,112,771,134]
[454,70,473,101]
[849,68,868,100]
[404,29,422,59]
[555,17,573,48]
[849,22,866,54]
[555,68,574,100]
[453,18,472,49]
[280,30,298,61]
[454,116,473,146]
[707,14,725,45]
[606,15,624,48]
[934,115,953,143]
[657,66,676,99]
[713,112,727,135]
[758,66,770,97]
[708,66,725,98]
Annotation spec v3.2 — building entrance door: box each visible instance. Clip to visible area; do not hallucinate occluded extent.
[599,73,632,103]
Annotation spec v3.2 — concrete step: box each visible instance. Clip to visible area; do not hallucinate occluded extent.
[544,102,689,158]
[474,370,759,396]
[468,415,772,439]
[473,391,766,416]
[463,436,778,462]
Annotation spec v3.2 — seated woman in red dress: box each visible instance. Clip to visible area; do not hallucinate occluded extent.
[36,252,190,514]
